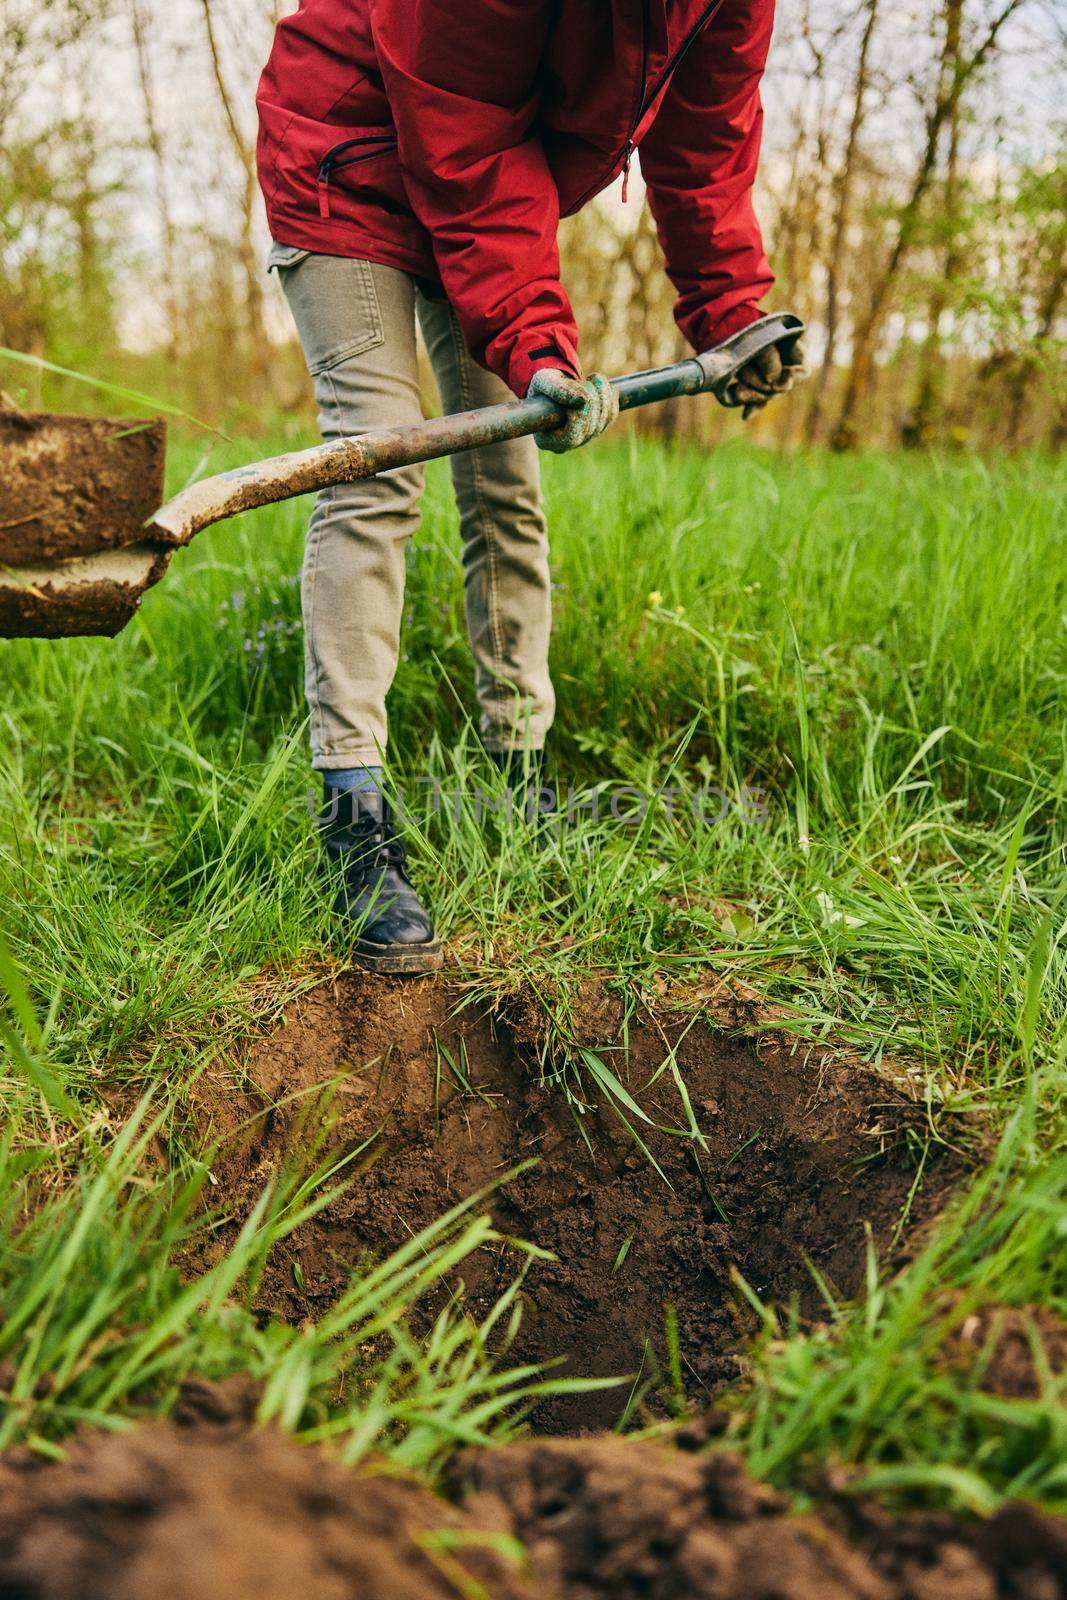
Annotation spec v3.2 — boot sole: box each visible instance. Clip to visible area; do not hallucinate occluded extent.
[352,937,444,976]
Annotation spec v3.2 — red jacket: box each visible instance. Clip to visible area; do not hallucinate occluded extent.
[256,0,775,397]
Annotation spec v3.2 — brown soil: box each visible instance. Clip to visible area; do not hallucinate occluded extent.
[0,1411,526,1600]
[194,972,959,1432]
[0,411,166,564]
[2,1405,1064,1600]
[943,1303,1067,1400]
[2,978,1050,1600]
[0,410,172,639]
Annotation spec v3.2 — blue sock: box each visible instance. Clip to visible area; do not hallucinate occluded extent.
[323,765,384,798]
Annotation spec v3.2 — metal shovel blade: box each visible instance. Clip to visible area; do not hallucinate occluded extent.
[0,543,176,639]
[0,412,170,637]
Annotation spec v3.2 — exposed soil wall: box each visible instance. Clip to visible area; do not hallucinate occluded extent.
[193,973,958,1431]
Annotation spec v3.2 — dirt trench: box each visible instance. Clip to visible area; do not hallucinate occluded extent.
[5,974,1060,1600]
[193,971,958,1432]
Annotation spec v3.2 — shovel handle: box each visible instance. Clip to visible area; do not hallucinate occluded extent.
[153,313,804,547]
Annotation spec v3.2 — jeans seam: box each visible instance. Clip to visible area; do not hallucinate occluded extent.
[446,307,508,687]
[356,259,384,350]
[305,373,344,760]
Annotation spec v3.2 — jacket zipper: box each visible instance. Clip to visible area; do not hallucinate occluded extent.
[317,134,398,220]
[621,0,650,202]
[619,0,729,202]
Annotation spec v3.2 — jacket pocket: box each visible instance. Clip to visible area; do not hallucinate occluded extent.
[316,132,399,221]
[260,106,425,256]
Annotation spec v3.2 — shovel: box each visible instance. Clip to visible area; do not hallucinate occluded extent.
[0,313,802,640]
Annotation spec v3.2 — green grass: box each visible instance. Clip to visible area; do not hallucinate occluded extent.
[0,946,601,1464]
[1,434,1065,1508]
[0,1119,600,1468]
[732,1072,1067,1512]
[3,438,1064,1083]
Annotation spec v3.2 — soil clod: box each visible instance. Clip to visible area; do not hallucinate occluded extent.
[2,1418,1064,1600]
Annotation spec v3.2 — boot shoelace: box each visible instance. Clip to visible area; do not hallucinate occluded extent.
[345,807,410,878]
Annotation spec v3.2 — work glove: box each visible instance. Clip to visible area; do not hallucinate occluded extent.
[527,369,620,453]
[732,333,806,421]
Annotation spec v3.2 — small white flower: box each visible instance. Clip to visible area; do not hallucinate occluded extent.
[816,890,866,930]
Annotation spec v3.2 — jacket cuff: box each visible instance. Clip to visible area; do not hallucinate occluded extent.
[509,328,582,398]
[692,301,765,353]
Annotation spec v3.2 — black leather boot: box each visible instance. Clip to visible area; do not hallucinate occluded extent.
[487,748,556,825]
[319,785,442,974]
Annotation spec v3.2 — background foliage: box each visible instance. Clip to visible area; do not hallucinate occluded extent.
[1,0,1063,446]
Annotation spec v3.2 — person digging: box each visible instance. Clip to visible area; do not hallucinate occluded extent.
[256,0,803,975]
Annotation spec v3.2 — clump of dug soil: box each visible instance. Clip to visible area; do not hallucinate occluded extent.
[194,972,958,1431]
[2,1406,1065,1600]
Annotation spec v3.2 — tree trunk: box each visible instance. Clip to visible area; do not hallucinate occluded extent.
[804,0,880,446]
[1006,258,1066,447]
[907,0,965,446]
[198,0,269,383]
[833,0,1028,447]
[129,0,182,360]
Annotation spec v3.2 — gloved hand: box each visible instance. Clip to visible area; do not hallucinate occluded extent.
[733,335,806,421]
[527,369,620,453]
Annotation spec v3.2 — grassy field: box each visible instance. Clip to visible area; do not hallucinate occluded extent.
[1,436,1065,1512]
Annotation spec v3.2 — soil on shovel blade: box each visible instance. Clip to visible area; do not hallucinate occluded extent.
[0,411,166,566]
[2,1399,1065,1600]
[194,972,960,1433]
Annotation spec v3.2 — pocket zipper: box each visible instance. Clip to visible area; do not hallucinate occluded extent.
[619,0,729,203]
[317,134,398,220]
[621,0,651,202]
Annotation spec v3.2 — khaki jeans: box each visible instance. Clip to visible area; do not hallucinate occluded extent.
[269,244,555,767]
